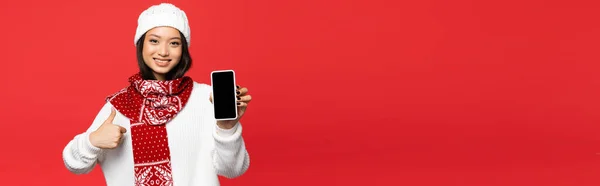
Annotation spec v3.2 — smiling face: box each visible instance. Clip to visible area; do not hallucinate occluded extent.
[141,26,184,80]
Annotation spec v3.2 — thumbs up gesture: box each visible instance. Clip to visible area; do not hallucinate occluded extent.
[89,108,127,149]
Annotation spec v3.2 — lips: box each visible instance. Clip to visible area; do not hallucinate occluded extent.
[153,58,172,67]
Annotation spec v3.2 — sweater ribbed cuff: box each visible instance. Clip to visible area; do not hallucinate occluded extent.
[214,122,241,140]
[82,133,103,156]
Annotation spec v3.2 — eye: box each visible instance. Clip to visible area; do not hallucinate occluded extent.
[149,39,159,44]
[170,41,181,46]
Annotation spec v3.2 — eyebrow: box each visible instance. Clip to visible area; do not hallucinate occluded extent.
[149,34,181,40]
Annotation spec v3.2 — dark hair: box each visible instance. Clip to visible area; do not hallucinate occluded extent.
[136,31,192,80]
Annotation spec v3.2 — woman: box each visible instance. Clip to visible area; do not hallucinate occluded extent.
[62,3,251,186]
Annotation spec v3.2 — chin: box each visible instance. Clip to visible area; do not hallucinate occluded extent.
[150,67,174,74]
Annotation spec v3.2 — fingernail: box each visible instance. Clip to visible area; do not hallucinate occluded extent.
[236,85,240,89]
[237,96,240,100]
[236,91,240,95]
[237,102,241,105]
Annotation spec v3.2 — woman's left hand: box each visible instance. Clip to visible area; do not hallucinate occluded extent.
[211,85,252,129]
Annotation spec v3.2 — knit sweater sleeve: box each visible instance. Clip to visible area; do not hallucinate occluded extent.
[212,122,250,178]
[62,102,112,174]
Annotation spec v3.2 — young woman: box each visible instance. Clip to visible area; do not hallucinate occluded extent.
[62,3,251,186]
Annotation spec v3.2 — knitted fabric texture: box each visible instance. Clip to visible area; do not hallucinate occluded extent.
[134,3,191,46]
[106,73,194,186]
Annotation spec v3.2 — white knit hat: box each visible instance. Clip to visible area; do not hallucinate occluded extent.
[134,3,191,46]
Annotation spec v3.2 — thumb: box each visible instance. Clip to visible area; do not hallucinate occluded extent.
[105,107,117,123]
[209,92,213,103]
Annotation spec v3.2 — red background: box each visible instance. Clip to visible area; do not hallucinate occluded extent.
[1,0,599,185]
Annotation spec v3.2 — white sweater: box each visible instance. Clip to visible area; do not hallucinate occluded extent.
[62,82,250,186]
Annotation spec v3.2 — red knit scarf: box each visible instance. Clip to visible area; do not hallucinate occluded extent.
[106,73,193,186]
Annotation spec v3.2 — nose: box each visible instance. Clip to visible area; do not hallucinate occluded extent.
[158,44,169,57]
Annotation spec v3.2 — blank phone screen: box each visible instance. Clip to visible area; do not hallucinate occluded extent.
[212,71,237,119]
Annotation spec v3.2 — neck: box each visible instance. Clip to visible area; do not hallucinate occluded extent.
[154,73,166,81]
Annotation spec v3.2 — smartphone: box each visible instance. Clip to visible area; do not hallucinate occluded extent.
[211,70,238,120]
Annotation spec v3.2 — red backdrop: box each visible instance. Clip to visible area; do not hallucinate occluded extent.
[0,0,599,185]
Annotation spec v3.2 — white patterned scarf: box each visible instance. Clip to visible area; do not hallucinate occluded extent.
[107,73,194,186]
